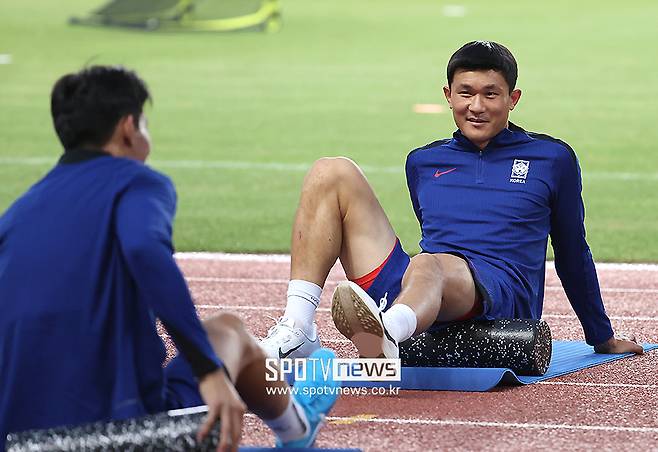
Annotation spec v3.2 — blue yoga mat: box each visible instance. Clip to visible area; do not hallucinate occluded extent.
[241,449,361,452]
[342,340,658,392]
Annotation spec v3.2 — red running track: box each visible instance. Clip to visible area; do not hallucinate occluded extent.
[172,254,658,451]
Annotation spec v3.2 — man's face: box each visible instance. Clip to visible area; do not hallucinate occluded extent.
[122,113,151,162]
[444,69,521,150]
[131,114,151,162]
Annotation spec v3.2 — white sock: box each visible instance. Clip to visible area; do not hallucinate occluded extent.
[283,280,322,334]
[382,303,417,343]
[264,396,309,443]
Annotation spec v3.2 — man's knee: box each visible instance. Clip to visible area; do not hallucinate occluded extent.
[407,253,445,280]
[204,312,244,337]
[306,157,365,192]
[204,313,264,361]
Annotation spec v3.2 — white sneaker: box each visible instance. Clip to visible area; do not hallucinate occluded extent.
[331,281,399,359]
[260,317,321,359]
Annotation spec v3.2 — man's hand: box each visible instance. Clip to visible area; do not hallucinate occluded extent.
[196,368,246,452]
[594,334,644,355]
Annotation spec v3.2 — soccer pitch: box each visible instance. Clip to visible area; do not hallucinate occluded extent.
[1,0,657,261]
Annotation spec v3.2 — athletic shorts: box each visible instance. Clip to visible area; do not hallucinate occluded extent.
[350,240,516,328]
[164,355,204,410]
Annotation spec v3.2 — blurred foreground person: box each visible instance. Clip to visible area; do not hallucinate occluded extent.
[0,66,338,451]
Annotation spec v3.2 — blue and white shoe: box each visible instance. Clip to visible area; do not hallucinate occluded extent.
[276,348,340,448]
[260,317,321,360]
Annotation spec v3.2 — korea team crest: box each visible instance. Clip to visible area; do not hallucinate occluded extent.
[510,159,530,184]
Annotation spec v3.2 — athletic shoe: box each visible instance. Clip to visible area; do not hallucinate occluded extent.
[331,281,399,358]
[260,317,321,359]
[276,348,340,448]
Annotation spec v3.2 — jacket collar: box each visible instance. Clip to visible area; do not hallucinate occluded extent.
[451,122,531,152]
[58,149,111,164]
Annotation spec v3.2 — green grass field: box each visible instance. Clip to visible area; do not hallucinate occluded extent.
[1,0,657,260]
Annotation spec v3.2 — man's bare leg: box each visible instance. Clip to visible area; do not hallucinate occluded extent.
[290,157,397,285]
[260,157,399,358]
[273,158,398,336]
[393,253,482,334]
[203,313,288,419]
[331,252,483,357]
[201,313,311,445]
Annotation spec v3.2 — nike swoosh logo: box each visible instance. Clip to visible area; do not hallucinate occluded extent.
[279,343,304,359]
[434,167,457,178]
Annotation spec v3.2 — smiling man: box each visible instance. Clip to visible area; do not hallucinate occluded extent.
[260,40,643,361]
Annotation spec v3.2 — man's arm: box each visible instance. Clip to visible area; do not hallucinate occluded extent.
[116,170,251,449]
[550,147,642,354]
[115,170,223,376]
[405,153,422,226]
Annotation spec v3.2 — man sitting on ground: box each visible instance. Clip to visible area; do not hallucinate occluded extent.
[260,41,643,360]
[0,65,338,451]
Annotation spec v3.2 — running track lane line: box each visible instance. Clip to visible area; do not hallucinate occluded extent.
[242,413,658,433]
[175,252,658,271]
[324,417,658,433]
[535,382,658,389]
[194,304,658,322]
[186,277,658,295]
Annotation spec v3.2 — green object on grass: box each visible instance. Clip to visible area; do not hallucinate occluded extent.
[69,0,282,33]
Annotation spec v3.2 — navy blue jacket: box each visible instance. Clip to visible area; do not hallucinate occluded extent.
[405,124,614,345]
[0,151,221,445]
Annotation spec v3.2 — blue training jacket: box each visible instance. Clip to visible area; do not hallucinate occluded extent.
[0,150,222,445]
[405,123,614,346]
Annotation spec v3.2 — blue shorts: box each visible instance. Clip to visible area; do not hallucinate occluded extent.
[164,355,204,410]
[358,241,519,325]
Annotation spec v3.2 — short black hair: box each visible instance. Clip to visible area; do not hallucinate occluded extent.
[51,65,151,150]
[447,41,518,92]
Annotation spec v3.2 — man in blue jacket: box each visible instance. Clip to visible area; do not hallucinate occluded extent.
[261,41,643,360]
[0,66,337,451]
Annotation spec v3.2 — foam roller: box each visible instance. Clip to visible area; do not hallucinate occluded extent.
[399,319,552,376]
[5,406,218,452]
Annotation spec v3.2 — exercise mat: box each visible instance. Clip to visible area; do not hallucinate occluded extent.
[342,341,657,392]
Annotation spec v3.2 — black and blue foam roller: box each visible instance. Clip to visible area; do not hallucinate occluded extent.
[399,319,552,376]
[5,407,219,452]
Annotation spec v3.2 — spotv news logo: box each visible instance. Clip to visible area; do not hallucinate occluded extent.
[265,358,401,382]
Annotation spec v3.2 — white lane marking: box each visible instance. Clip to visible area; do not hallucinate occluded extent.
[321,416,658,433]
[536,382,658,389]
[186,277,658,295]
[243,412,658,433]
[0,54,12,65]
[546,261,658,272]
[194,304,658,322]
[188,276,289,284]
[177,252,290,263]
[546,286,658,294]
[176,253,658,271]
[542,313,658,322]
[196,304,330,313]
[3,157,658,182]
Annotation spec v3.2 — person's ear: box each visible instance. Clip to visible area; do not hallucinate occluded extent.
[509,89,522,110]
[443,85,452,109]
[119,114,138,147]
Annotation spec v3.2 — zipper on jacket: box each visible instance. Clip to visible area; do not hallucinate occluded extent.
[476,151,484,184]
